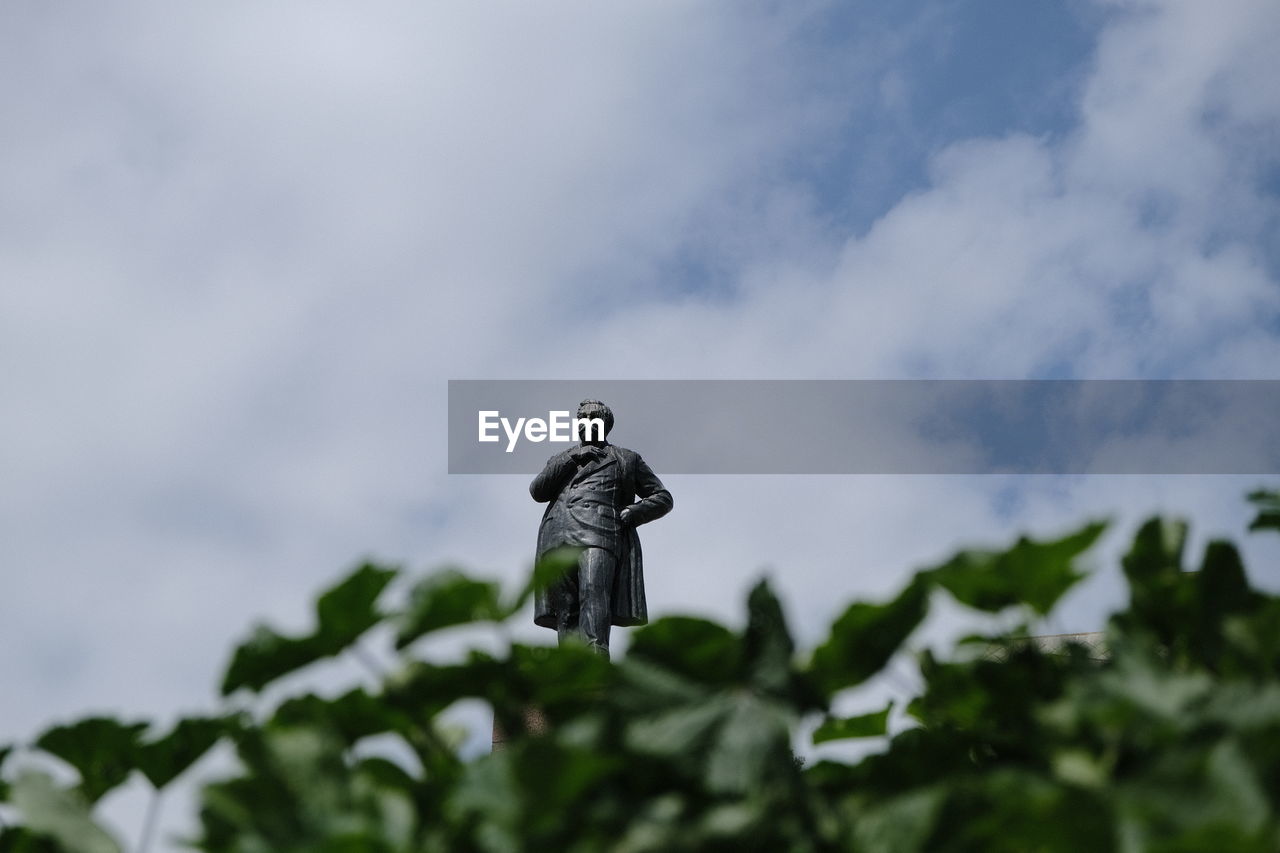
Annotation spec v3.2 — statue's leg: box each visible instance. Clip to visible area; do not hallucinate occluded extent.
[578,547,616,657]
[554,564,580,646]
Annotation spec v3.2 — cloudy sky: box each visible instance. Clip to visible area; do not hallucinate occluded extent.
[3,0,1280,846]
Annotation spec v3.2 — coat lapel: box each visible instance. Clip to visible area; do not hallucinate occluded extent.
[571,445,619,483]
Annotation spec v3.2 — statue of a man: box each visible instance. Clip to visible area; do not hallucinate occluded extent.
[531,399,673,656]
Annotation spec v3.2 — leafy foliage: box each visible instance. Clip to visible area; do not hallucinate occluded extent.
[395,569,507,649]
[34,718,149,805]
[1248,489,1280,534]
[220,562,397,695]
[135,717,231,791]
[813,702,893,744]
[2,498,1279,851]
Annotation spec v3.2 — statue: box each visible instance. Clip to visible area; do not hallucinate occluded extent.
[531,399,673,656]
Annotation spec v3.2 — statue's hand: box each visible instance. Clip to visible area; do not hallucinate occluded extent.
[619,507,635,526]
[570,444,605,462]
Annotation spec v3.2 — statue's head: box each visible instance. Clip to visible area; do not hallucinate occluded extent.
[576,399,613,441]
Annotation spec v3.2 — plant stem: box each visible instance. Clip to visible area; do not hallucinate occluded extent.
[137,789,162,853]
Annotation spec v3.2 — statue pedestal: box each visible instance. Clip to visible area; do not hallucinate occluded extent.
[491,706,548,751]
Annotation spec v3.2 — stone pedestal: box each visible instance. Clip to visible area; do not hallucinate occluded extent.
[491,706,549,751]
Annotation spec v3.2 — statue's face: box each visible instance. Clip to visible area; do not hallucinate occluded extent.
[577,404,609,443]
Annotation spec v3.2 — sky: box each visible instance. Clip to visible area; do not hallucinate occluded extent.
[3,0,1280,847]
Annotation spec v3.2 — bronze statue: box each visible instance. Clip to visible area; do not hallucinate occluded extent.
[531,400,673,656]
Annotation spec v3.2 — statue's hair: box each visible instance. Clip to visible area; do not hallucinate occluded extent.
[577,399,614,437]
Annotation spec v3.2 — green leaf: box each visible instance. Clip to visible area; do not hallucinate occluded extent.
[628,617,741,688]
[445,751,521,851]
[394,569,506,649]
[1120,517,1193,647]
[0,826,64,852]
[1099,652,1212,723]
[809,577,929,695]
[813,701,893,744]
[509,643,614,714]
[0,743,12,802]
[510,546,582,612]
[385,653,508,721]
[1204,738,1268,834]
[1246,489,1280,534]
[613,657,707,714]
[221,626,328,696]
[314,562,399,651]
[197,725,361,850]
[927,521,1106,616]
[136,716,228,789]
[742,579,795,696]
[850,786,945,853]
[1200,682,1280,731]
[1122,516,1187,586]
[221,563,398,695]
[271,689,403,745]
[625,695,733,759]
[1191,540,1261,669]
[10,771,122,853]
[1196,541,1254,616]
[704,695,793,795]
[34,717,147,804]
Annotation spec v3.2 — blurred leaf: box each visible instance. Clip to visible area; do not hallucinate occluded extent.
[353,755,418,798]
[1204,738,1268,834]
[813,702,893,744]
[704,695,793,795]
[629,617,741,688]
[1196,540,1257,620]
[927,521,1106,616]
[509,642,614,717]
[445,750,520,852]
[221,563,397,695]
[198,724,424,851]
[34,717,147,804]
[626,695,733,759]
[850,786,945,853]
[1222,598,1280,679]
[742,579,795,696]
[394,569,505,649]
[0,826,64,852]
[1124,516,1188,578]
[1115,517,1195,651]
[1200,682,1280,730]
[698,802,760,840]
[1246,489,1280,534]
[385,653,506,718]
[313,562,399,651]
[1190,540,1263,670]
[809,577,929,695]
[510,546,582,612]
[271,689,404,745]
[931,769,1114,852]
[220,626,327,696]
[0,744,11,802]
[510,740,620,842]
[136,716,228,789]
[10,771,121,853]
[614,657,707,714]
[1101,653,1212,723]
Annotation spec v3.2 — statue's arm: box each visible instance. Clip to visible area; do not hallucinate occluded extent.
[530,450,576,503]
[625,454,673,525]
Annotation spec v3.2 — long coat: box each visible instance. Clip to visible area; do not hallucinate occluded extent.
[530,443,673,629]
